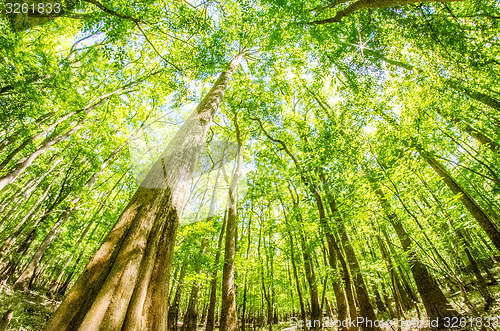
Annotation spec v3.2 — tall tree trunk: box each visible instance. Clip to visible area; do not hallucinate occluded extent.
[181,238,208,331]
[282,204,306,322]
[320,175,380,331]
[0,119,84,192]
[206,210,227,331]
[43,53,245,331]
[445,79,500,112]
[241,199,254,331]
[376,109,500,252]
[205,145,229,331]
[13,142,125,291]
[220,112,244,331]
[415,145,500,252]
[435,108,499,153]
[296,212,321,323]
[168,260,188,331]
[0,111,73,172]
[0,77,148,192]
[253,118,353,329]
[367,173,461,327]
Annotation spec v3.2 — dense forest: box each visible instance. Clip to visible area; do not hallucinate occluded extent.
[0,0,500,329]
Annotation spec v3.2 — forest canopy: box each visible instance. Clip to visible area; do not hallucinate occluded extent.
[0,0,500,330]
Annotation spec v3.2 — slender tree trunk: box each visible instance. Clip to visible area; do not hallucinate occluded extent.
[220,112,244,331]
[436,108,499,153]
[283,210,306,322]
[205,145,229,331]
[367,174,461,327]
[168,260,188,331]
[0,111,74,172]
[13,209,67,291]
[43,53,245,331]
[297,216,321,323]
[0,162,60,254]
[321,182,380,331]
[242,199,254,331]
[181,238,208,331]
[416,145,500,251]
[206,210,227,331]
[376,109,500,252]
[13,143,125,291]
[445,79,500,112]
[456,228,495,310]
[0,119,84,192]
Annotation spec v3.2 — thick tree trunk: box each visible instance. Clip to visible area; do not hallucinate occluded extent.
[43,53,244,331]
[220,112,244,331]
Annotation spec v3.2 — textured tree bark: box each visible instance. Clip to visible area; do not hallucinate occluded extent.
[368,175,461,327]
[220,113,244,331]
[43,53,244,331]
[50,172,126,297]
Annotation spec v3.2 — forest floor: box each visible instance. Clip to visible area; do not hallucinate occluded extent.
[0,284,58,331]
[0,283,500,330]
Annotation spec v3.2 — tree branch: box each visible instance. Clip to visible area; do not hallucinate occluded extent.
[307,0,465,25]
